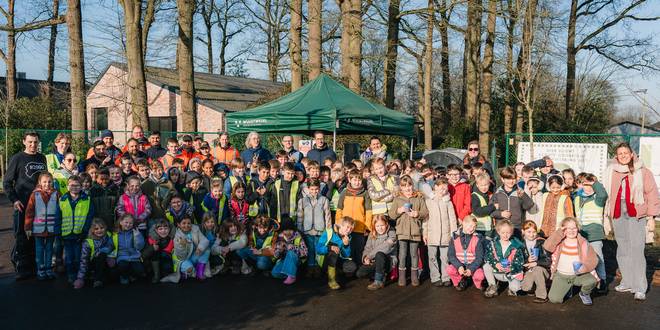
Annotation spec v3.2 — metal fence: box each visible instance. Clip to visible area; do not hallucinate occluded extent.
[503,132,660,166]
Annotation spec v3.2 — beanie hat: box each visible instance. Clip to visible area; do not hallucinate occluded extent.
[100,129,114,139]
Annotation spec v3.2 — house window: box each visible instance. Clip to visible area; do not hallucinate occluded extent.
[149,116,177,137]
[94,107,108,131]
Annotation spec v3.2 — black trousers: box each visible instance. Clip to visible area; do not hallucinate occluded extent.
[92,253,109,282]
[356,252,390,278]
[12,210,35,274]
[118,260,145,278]
[323,248,357,276]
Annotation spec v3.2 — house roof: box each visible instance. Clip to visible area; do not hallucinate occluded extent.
[0,76,70,104]
[101,62,285,113]
[608,120,660,132]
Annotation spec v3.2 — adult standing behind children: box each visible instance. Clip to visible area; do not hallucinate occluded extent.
[240,132,273,172]
[602,142,659,301]
[463,140,493,179]
[212,132,240,165]
[45,133,71,174]
[307,131,336,165]
[360,136,391,165]
[4,131,48,280]
[282,135,303,163]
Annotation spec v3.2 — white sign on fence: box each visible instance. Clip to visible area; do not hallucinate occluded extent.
[517,142,608,180]
[638,137,660,190]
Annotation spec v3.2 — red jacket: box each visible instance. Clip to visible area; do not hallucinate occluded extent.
[449,182,472,221]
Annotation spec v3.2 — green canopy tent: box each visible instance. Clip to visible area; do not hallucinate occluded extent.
[225,73,415,157]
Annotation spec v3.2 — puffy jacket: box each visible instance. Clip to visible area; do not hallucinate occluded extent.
[543,229,598,279]
[115,229,145,262]
[424,194,458,246]
[362,229,397,262]
[240,145,273,166]
[490,185,535,229]
[389,193,429,241]
[484,236,525,280]
[306,144,336,165]
[297,194,332,235]
[336,186,373,234]
[449,182,472,221]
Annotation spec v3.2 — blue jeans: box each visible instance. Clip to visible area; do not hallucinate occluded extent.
[180,247,211,274]
[589,240,606,281]
[303,234,320,267]
[35,236,55,274]
[237,247,273,270]
[271,250,300,278]
[63,237,82,279]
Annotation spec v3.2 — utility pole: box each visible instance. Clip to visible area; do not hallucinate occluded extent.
[633,89,648,131]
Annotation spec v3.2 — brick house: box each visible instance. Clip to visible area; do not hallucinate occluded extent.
[86,62,284,143]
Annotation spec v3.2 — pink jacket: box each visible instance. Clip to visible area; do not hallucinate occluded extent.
[605,165,660,219]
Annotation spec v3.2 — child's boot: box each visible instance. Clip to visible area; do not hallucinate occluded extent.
[411,269,420,287]
[196,263,206,280]
[327,267,340,290]
[283,275,296,285]
[151,261,160,284]
[398,268,406,287]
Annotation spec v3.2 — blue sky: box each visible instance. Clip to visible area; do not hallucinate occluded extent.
[2,0,658,120]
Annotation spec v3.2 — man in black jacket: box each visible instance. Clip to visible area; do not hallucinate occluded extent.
[306,131,336,165]
[3,131,47,280]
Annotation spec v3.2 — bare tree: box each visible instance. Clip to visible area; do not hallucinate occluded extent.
[67,0,85,133]
[198,0,216,73]
[177,0,196,131]
[289,0,302,90]
[565,0,659,120]
[243,0,289,82]
[478,0,497,157]
[423,0,434,150]
[436,0,452,122]
[46,0,60,99]
[216,0,251,76]
[348,0,362,92]
[308,0,323,80]
[464,0,481,125]
[382,0,400,108]
[503,0,518,135]
[0,0,66,102]
[338,0,351,84]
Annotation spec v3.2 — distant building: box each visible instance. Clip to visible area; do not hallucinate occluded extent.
[0,74,70,106]
[608,120,660,152]
[86,62,285,143]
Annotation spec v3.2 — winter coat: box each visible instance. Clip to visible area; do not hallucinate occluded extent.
[115,229,145,262]
[447,230,485,272]
[603,157,660,220]
[162,225,210,283]
[490,185,535,229]
[306,144,336,165]
[367,175,399,214]
[90,183,120,230]
[315,226,351,258]
[77,234,114,279]
[202,192,229,223]
[359,147,391,165]
[389,193,429,242]
[449,182,472,221]
[336,186,373,234]
[184,187,208,223]
[24,188,61,237]
[362,229,397,262]
[165,201,195,225]
[141,174,174,220]
[484,236,525,280]
[212,232,247,255]
[521,237,551,270]
[574,181,608,241]
[273,231,308,259]
[424,194,458,246]
[240,145,273,167]
[297,194,332,236]
[116,190,152,230]
[246,177,273,216]
[543,229,598,279]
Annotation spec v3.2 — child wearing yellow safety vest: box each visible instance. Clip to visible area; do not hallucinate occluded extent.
[24,172,61,280]
[296,179,332,277]
[367,158,398,217]
[237,216,278,275]
[223,158,250,197]
[246,161,273,220]
[202,179,229,224]
[271,219,308,285]
[471,173,495,238]
[112,214,146,285]
[74,219,114,289]
[183,172,208,224]
[60,175,94,283]
[269,162,302,224]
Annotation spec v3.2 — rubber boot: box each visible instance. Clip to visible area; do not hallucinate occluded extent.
[151,261,160,284]
[411,269,420,287]
[327,267,340,290]
[398,269,407,287]
[195,263,206,280]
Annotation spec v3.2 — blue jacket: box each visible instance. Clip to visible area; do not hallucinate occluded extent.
[202,192,229,223]
[223,174,249,198]
[240,146,273,167]
[316,228,351,258]
[306,144,336,165]
[116,229,145,262]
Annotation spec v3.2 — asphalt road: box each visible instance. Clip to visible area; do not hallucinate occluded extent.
[1,272,658,330]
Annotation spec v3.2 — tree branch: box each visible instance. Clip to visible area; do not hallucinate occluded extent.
[577,0,653,50]
[0,15,67,32]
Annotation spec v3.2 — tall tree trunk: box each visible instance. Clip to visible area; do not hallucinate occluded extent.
[348,0,362,93]
[514,0,537,135]
[308,0,322,80]
[4,0,17,103]
[339,0,351,85]
[120,0,149,129]
[142,0,157,60]
[67,0,86,133]
[200,1,214,73]
[478,0,497,157]
[565,0,577,121]
[504,0,518,135]
[423,0,434,150]
[289,0,303,90]
[464,0,481,126]
[46,0,60,100]
[177,0,196,131]
[439,0,452,123]
[383,0,400,108]
[416,54,424,123]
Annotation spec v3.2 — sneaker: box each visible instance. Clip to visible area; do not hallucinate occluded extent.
[46,270,57,280]
[442,281,452,287]
[507,289,518,296]
[484,284,498,298]
[533,297,548,303]
[614,284,632,293]
[633,292,646,301]
[432,281,443,287]
[367,281,385,291]
[241,261,253,275]
[283,276,296,285]
[120,277,130,285]
[93,280,103,288]
[579,292,593,306]
[37,271,48,281]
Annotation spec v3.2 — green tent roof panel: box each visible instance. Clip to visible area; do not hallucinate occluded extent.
[226,74,414,137]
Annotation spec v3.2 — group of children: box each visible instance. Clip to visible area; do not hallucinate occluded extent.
[24,135,612,306]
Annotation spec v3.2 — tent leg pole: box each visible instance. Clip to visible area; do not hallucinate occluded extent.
[333,129,337,152]
[409,138,413,160]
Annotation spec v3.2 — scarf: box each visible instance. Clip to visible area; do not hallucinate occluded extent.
[540,193,561,237]
[603,157,645,218]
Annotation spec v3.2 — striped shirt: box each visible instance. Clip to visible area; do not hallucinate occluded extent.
[556,240,579,275]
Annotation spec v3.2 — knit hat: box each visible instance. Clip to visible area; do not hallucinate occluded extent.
[182,135,193,142]
[138,137,149,145]
[200,141,210,149]
[185,171,202,184]
[100,129,114,139]
[214,163,229,174]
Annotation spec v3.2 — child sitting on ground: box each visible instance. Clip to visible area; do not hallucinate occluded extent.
[74,219,114,289]
[544,217,599,305]
[424,177,458,287]
[271,219,308,285]
[483,220,525,298]
[200,212,224,276]
[112,214,146,285]
[357,215,397,290]
[213,219,247,274]
[237,215,278,275]
[447,215,485,291]
[165,216,211,283]
[316,216,356,290]
[142,219,174,283]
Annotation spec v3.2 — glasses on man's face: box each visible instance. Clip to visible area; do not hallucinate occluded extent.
[65,158,76,163]
[448,173,460,177]
[468,148,479,152]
